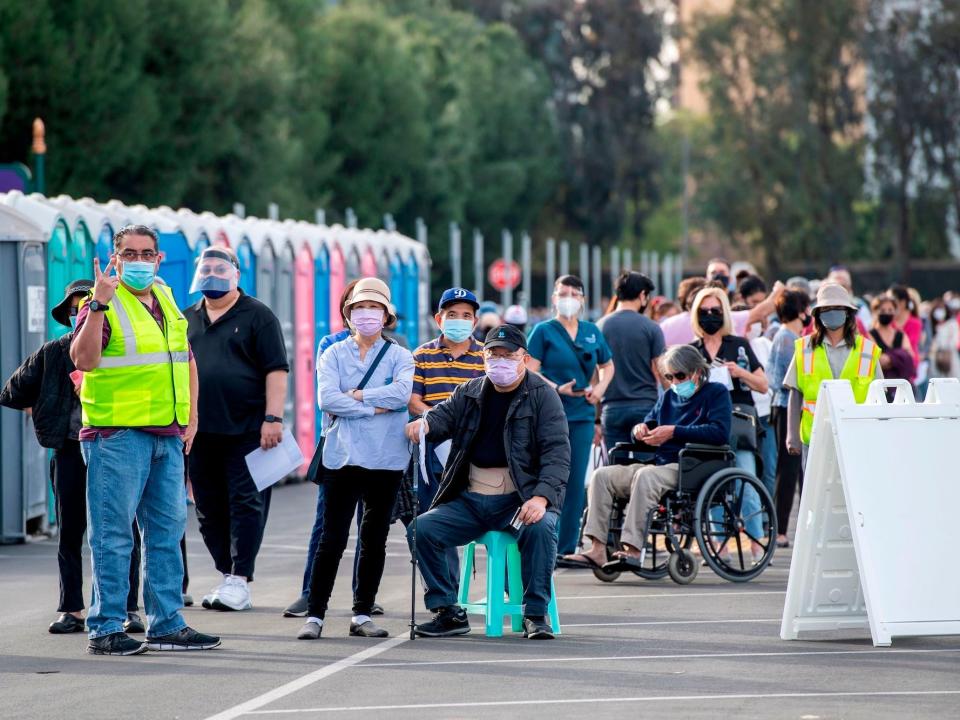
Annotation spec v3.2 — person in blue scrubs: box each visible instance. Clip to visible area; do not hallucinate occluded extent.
[527,275,614,562]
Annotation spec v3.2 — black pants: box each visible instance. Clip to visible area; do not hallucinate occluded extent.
[52,440,140,613]
[772,407,803,534]
[307,466,402,619]
[189,432,272,580]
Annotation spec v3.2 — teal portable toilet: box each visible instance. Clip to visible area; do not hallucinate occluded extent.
[0,205,50,542]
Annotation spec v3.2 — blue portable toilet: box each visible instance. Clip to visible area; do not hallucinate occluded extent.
[389,250,405,320]
[0,205,51,541]
[404,251,419,347]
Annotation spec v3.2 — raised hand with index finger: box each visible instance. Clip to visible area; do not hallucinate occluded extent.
[93,257,119,304]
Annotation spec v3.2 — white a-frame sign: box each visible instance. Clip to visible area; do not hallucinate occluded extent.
[781,378,960,647]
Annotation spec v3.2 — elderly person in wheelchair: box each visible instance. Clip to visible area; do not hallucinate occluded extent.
[563,345,731,571]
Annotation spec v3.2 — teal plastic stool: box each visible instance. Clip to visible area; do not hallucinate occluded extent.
[457,530,561,637]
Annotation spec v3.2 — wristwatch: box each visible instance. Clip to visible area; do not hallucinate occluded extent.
[88,300,110,312]
[264,415,283,424]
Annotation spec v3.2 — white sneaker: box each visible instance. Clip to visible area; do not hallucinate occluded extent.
[201,576,230,609]
[211,575,252,611]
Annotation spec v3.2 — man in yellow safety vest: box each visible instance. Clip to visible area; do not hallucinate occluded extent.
[71,224,220,657]
[782,282,883,464]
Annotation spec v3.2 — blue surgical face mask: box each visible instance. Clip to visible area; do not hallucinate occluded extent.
[818,309,848,331]
[199,276,232,299]
[671,379,697,401]
[121,260,156,291]
[442,318,474,343]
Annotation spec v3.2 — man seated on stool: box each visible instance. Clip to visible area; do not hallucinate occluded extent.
[405,325,570,639]
[564,345,731,569]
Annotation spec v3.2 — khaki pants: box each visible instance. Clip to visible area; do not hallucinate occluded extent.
[583,463,680,551]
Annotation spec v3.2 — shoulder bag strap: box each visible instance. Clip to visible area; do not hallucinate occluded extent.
[356,338,395,391]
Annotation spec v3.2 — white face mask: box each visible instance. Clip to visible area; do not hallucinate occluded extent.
[556,296,581,319]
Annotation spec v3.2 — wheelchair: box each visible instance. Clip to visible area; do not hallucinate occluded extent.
[579,441,777,584]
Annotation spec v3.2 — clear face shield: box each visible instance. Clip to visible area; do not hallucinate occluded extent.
[190,248,240,298]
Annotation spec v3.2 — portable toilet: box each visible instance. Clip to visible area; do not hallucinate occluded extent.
[291,222,316,469]
[0,206,50,542]
[220,216,256,297]
[0,192,72,340]
[404,249,420,347]
[247,219,276,306]
[388,247,405,327]
[275,229,298,452]
[313,230,331,441]
[328,239,346,333]
[46,195,105,284]
[74,197,118,266]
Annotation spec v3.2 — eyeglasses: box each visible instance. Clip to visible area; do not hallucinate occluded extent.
[118,249,158,261]
[699,307,723,317]
[662,371,689,382]
[198,263,235,277]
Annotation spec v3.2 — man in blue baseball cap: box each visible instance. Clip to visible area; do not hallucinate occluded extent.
[398,289,485,575]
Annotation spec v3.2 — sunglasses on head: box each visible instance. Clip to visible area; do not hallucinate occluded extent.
[662,371,689,382]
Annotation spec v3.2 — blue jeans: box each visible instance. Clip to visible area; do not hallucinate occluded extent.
[82,430,186,639]
[757,415,777,500]
[601,403,653,450]
[556,420,594,555]
[412,492,558,616]
[735,449,764,540]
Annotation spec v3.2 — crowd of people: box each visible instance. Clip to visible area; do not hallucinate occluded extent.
[3,223,959,655]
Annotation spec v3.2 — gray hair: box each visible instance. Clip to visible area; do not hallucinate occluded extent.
[659,344,710,383]
[114,224,159,250]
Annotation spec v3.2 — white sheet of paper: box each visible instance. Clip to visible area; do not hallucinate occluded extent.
[434,439,452,467]
[418,422,430,487]
[244,429,305,492]
[709,366,734,390]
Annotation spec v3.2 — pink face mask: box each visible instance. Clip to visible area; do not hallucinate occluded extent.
[351,307,384,337]
[485,357,521,386]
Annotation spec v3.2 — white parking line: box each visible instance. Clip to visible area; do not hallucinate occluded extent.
[356,646,960,669]
[564,618,781,627]
[202,637,407,720]
[242,689,960,714]
[557,589,786,601]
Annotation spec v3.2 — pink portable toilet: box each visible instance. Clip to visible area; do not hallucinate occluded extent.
[361,246,378,278]
[329,242,346,332]
[294,237,316,472]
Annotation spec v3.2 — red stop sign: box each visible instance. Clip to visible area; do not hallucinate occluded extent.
[488,259,521,291]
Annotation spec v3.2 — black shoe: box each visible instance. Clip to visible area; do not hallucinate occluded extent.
[146,626,221,651]
[371,602,385,616]
[283,596,308,618]
[49,613,85,634]
[349,620,388,638]
[414,606,470,638]
[123,612,145,634]
[522,616,555,640]
[87,632,147,656]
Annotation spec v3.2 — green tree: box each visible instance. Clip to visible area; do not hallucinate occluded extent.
[691,0,865,273]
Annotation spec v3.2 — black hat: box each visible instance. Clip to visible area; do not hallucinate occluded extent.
[484,324,527,352]
[52,279,94,328]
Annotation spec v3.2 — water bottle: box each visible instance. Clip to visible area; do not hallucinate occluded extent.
[736,346,750,391]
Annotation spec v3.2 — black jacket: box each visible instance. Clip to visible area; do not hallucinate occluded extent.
[425,371,571,511]
[0,334,77,449]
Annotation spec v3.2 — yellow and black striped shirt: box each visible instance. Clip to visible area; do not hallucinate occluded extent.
[412,336,485,406]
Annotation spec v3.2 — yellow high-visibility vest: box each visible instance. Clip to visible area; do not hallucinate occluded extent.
[794,334,880,444]
[79,282,190,428]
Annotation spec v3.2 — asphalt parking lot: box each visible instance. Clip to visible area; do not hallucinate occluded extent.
[1,480,957,720]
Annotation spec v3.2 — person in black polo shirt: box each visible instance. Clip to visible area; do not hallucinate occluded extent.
[184,246,289,612]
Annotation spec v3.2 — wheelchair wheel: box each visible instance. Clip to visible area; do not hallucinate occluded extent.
[631,510,694,581]
[592,565,622,583]
[694,469,777,582]
[667,549,698,584]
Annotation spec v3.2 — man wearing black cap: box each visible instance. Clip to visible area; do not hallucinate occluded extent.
[0,280,146,636]
[405,325,570,639]
[184,245,289,613]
